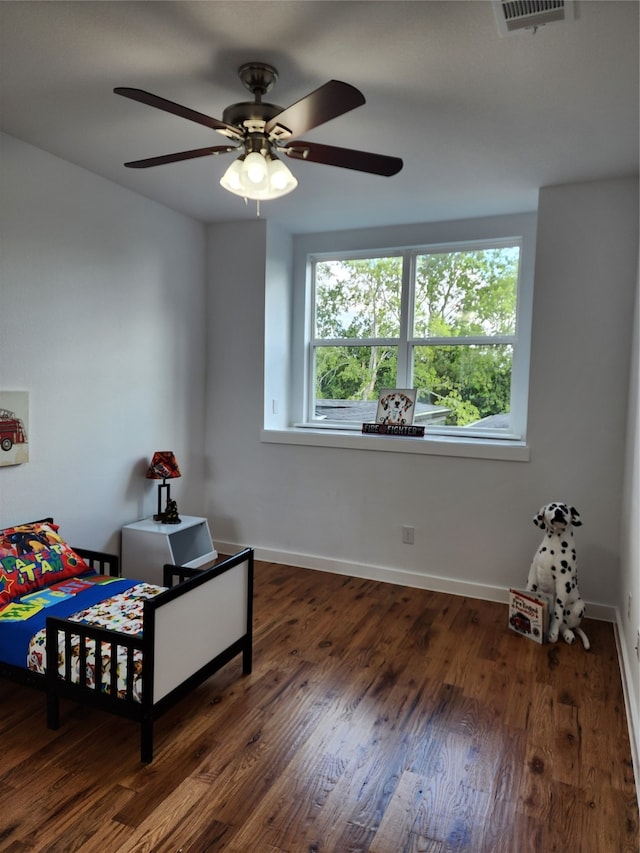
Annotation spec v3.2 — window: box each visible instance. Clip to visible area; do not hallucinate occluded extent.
[262,214,535,459]
[303,237,528,441]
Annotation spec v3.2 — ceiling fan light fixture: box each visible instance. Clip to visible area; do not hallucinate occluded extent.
[220,151,297,201]
[117,65,403,200]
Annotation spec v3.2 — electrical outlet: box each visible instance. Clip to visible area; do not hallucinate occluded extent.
[402,525,414,545]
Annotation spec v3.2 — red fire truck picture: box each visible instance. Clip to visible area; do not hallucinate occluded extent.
[0,408,28,452]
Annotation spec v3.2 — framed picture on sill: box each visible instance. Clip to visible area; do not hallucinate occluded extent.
[375,388,417,425]
[0,391,29,466]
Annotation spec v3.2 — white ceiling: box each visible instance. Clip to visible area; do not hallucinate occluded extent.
[0,1,637,234]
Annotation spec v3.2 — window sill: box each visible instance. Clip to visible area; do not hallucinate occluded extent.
[261,427,530,461]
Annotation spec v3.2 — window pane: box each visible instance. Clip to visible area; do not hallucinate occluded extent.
[314,344,398,420]
[413,344,513,428]
[413,247,519,338]
[314,257,402,339]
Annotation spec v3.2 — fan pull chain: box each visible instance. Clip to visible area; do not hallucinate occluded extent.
[240,196,262,217]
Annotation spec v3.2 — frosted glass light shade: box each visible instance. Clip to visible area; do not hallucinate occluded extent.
[243,151,268,184]
[219,159,244,193]
[268,157,296,192]
[220,153,298,200]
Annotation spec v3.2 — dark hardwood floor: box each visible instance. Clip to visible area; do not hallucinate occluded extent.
[0,559,637,852]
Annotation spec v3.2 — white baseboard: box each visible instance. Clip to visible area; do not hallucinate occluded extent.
[614,608,640,807]
[216,540,616,621]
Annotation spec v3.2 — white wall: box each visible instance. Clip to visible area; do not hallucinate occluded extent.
[263,222,293,431]
[204,218,268,546]
[206,177,638,616]
[529,178,638,603]
[0,133,208,553]
[619,246,640,766]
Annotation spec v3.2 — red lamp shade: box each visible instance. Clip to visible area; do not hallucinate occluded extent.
[146,451,181,522]
[145,451,181,481]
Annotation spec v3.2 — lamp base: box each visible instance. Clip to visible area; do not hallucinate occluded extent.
[153,512,181,524]
[152,513,180,523]
[158,514,181,525]
[160,498,181,525]
[152,481,181,524]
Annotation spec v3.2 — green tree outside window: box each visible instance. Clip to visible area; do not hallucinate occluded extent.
[312,246,519,429]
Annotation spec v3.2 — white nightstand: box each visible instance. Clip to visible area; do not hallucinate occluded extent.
[121,515,218,584]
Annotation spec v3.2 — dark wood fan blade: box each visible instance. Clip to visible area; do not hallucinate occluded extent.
[265,80,365,141]
[285,141,403,176]
[124,146,238,168]
[114,88,243,140]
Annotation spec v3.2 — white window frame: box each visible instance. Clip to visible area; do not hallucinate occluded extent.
[305,238,525,440]
[262,213,536,461]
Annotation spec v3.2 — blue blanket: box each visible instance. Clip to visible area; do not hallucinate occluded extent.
[0,574,138,669]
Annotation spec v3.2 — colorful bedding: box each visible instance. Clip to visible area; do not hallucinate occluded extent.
[0,574,165,702]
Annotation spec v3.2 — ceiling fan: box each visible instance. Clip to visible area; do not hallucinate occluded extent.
[114,62,403,202]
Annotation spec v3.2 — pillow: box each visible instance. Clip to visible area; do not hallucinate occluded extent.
[0,521,92,606]
[0,520,58,558]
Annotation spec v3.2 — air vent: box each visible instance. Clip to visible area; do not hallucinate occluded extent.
[493,0,574,36]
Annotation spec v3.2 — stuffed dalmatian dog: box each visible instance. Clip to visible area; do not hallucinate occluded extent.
[526,502,590,650]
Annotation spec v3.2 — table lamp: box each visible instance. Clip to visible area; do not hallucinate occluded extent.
[145,451,181,524]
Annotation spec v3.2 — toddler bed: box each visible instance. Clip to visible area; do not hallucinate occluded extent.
[0,517,253,762]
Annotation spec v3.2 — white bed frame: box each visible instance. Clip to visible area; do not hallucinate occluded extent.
[44,547,254,762]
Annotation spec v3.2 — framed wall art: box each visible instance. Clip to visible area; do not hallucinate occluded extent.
[0,391,29,466]
[375,388,416,425]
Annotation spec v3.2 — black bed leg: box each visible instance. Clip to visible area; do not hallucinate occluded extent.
[242,641,252,675]
[141,720,153,763]
[47,691,60,730]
